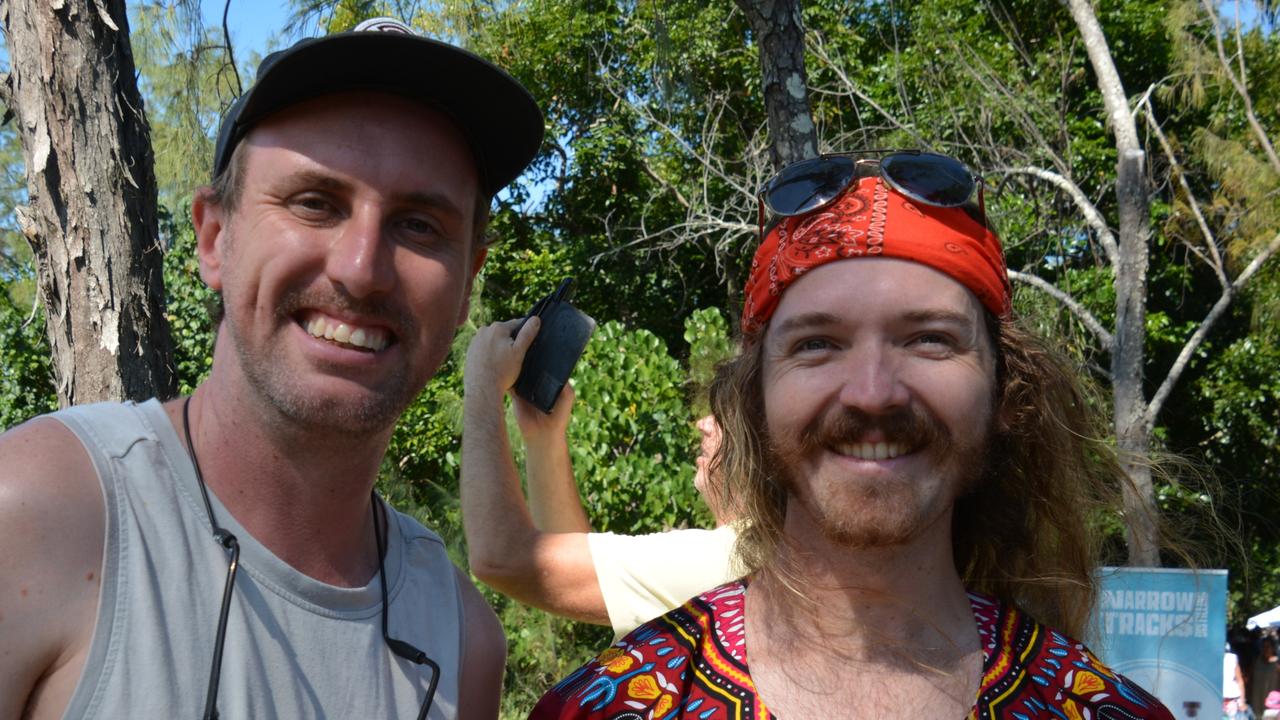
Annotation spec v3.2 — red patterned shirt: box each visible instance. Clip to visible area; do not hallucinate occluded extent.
[529,581,1174,720]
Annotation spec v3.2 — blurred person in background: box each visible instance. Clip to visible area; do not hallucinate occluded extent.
[461,338,744,640]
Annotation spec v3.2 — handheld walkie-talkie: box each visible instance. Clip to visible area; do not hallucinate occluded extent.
[510,278,596,414]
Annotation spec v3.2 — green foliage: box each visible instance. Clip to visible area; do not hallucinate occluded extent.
[130,2,230,206]
[160,204,218,393]
[0,117,56,423]
[494,597,610,719]
[0,124,33,286]
[477,237,572,322]
[415,0,755,349]
[1198,334,1280,485]
[683,307,735,416]
[0,271,56,428]
[566,320,702,533]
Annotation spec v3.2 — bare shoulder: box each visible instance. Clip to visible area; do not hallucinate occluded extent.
[0,415,106,719]
[0,414,104,532]
[455,567,506,720]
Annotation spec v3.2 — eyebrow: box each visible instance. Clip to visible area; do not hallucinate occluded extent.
[771,311,843,336]
[770,307,979,335]
[285,170,349,194]
[394,190,465,222]
[898,308,979,330]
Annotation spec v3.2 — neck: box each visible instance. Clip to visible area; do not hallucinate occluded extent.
[747,503,977,665]
[167,374,392,586]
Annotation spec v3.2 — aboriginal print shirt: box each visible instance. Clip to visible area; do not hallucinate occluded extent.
[529,581,1174,720]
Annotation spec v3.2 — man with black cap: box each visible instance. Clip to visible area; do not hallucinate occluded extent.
[0,18,542,719]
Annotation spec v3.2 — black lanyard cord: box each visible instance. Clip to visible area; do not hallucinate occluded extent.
[182,397,439,719]
[183,397,240,720]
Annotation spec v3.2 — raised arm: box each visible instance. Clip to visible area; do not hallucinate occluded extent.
[461,318,608,625]
[0,417,105,720]
[513,380,591,534]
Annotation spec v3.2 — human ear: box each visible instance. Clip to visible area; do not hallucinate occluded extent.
[192,189,228,292]
[455,245,488,326]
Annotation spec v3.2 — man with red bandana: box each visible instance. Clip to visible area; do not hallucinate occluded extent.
[0,18,542,719]
[528,155,1175,719]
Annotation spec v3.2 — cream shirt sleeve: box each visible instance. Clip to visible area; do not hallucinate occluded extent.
[587,524,742,640]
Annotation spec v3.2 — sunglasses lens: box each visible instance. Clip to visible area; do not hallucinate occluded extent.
[880,153,974,207]
[763,156,857,216]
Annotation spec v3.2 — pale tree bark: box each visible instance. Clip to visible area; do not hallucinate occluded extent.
[0,0,176,406]
[734,0,818,170]
[1063,0,1158,566]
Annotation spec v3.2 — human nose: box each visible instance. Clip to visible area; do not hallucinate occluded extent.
[834,342,909,414]
[696,415,720,444]
[324,208,396,298]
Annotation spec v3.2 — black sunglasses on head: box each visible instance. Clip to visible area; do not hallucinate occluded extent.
[756,151,984,238]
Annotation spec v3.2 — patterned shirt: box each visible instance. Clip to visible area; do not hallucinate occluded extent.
[529,581,1174,720]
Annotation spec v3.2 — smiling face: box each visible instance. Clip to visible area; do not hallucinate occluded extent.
[760,258,997,549]
[195,91,484,435]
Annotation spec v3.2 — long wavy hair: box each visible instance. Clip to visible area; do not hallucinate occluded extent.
[708,314,1137,639]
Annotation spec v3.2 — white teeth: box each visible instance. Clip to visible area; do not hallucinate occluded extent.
[836,442,906,460]
[302,314,390,352]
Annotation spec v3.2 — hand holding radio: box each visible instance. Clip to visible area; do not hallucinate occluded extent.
[507,278,596,415]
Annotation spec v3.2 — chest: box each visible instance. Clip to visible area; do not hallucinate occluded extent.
[748,651,983,720]
[62,452,464,718]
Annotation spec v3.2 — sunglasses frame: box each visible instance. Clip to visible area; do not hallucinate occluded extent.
[755,150,986,242]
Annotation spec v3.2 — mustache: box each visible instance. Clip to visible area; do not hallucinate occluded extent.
[787,405,949,456]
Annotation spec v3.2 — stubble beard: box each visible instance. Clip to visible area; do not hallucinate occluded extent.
[766,404,993,550]
[223,284,427,438]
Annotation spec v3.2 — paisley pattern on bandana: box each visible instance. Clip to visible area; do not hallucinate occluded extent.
[742,176,1011,336]
[528,581,1174,720]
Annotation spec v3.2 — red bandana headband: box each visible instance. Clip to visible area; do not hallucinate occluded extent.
[741,175,1012,335]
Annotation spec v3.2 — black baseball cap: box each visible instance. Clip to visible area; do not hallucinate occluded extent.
[212,17,544,198]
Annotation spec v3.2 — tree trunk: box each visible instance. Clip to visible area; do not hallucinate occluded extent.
[735,0,818,171]
[1112,148,1159,566]
[0,0,175,406]
[1063,0,1158,566]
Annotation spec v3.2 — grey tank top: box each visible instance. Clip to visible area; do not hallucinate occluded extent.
[54,400,463,719]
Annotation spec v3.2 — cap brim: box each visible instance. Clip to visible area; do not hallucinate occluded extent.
[216,32,543,197]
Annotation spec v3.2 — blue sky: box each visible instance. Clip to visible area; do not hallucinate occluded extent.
[199,0,297,61]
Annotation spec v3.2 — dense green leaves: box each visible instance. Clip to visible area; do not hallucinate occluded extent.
[0,272,56,429]
[566,320,702,532]
[161,204,218,394]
